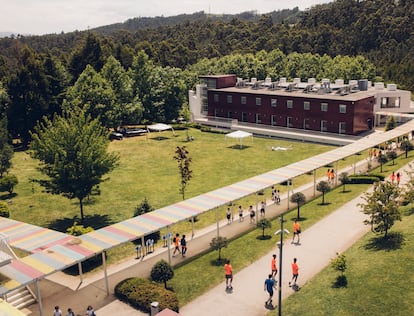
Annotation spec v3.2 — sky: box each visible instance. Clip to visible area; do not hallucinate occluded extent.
[0,0,332,36]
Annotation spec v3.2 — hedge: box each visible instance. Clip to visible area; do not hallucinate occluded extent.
[115,277,179,313]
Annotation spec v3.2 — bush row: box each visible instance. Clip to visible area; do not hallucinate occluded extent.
[114,277,179,313]
[348,174,384,184]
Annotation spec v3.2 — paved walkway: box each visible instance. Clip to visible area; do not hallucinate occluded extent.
[25,158,410,316]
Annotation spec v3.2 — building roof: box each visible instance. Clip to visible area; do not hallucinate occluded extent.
[210,85,375,102]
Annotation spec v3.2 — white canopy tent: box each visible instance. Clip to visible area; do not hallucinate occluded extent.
[147,123,175,139]
[225,130,253,149]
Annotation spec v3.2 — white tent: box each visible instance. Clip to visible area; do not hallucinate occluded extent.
[225,130,253,149]
[147,123,175,139]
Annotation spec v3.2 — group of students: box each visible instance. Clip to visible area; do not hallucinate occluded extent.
[53,305,96,316]
[390,171,402,185]
[226,201,267,225]
[271,186,281,204]
[172,233,187,257]
[263,220,301,306]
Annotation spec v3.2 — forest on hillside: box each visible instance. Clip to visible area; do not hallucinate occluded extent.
[0,0,413,144]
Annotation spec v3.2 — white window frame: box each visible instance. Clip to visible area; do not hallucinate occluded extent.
[339,104,347,113]
[321,102,328,112]
[271,99,277,107]
[227,95,232,104]
[287,100,293,109]
[241,96,247,105]
[304,101,310,110]
[339,122,346,134]
[321,120,328,132]
[256,97,262,106]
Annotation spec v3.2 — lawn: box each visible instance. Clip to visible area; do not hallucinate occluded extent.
[6,127,333,229]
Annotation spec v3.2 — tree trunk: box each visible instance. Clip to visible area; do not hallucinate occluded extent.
[322,193,325,205]
[297,205,300,219]
[79,198,84,222]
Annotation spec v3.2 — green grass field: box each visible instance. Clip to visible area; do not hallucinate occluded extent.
[6,128,334,230]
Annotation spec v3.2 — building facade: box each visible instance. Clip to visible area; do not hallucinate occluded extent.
[189,75,411,136]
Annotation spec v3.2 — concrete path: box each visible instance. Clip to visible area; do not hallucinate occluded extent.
[180,192,371,316]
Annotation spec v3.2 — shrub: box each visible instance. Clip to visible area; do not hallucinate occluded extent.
[0,175,18,194]
[0,201,9,217]
[115,277,179,313]
[348,176,381,184]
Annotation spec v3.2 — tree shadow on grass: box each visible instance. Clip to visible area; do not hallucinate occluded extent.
[332,275,348,288]
[256,235,272,240]
[403,207,414,216]
[210,258,227,266]
[364,232,405,251]
[48,214,114,233]
[0,192,16,201]
[317,202,331,206]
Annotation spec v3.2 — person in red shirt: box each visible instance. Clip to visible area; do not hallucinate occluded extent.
[289,258,299,287]
[271,254,278,280]
[172,233,180,257]
[292,219,301,244]
[224,259,233,289]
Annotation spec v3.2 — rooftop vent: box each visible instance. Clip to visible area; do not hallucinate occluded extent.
[279,77,287,84]
[286,83,297,92]
[308,78,316,84]
[358,79,368,91]
[387,83,397,91]
[335,79,344,85]
[293,78,301,84]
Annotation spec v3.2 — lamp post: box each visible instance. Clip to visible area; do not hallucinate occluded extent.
[275,215,289,316]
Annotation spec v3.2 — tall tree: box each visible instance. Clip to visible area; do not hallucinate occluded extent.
[100,56,143,126]
[359,181,401,238]
[64,65,117,128]
[0,115,13,177]
[68,32,105,80]
[30,107,119,221]
[173,146,192,200]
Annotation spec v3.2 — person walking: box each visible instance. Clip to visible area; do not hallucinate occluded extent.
[260,200,266,217]
[264,274,276,305]
[224,259,233,289]
[271,254,278,280]
[397,172,401,185]
[292,219,301,244]
[66,308,75,316]
[53,306,62,316]
[275,190,281,204]
[390,171,396,183]
[226,207,232,224]
[181,234,187,257]
[238,205,244,222]
[249,205,255,224]
[289,258,299,287]
[172,233,181,257]
[271,186,276,201]
[85,305,96,316]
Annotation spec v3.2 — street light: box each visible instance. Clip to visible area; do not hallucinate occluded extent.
[275,214,289,316]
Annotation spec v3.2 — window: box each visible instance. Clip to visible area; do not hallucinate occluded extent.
[241,96,247,105]
[381,97,388,107]
[271,99,277,107]
[287,100,293,109]
[214,109,219,117]
[321,120,328,132]
[321,103,328,112]
[271,115,277,126]
[227,111,232,118]
[256,97,262,106]
[339,122,346,134]
[227,95,232,104]
[241,112,248,122]
[214,94,219,103]
[339,104,347,113]
[256,113,262,124]
[304,101,310,110]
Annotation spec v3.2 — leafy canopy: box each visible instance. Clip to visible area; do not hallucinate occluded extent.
[30,107,119,221]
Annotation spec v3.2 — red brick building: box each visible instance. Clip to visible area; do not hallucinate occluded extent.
[199,74,376,135]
